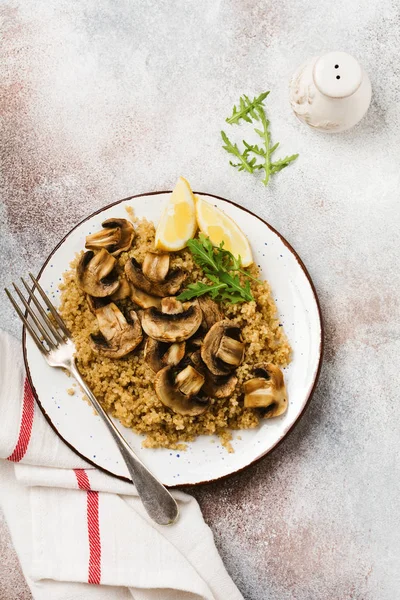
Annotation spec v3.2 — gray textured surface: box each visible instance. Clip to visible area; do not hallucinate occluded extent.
[1,1,399,599]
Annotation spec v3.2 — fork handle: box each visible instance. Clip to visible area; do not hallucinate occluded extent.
[70,362,179,526]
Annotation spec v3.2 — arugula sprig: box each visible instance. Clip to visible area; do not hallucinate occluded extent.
[221,92,298,186]
[221,131,258,173]
[225,91,270,125]
[176,281,227,301]
[177,234,257,304]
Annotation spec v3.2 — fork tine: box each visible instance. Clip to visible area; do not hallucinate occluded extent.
[5,288,48,356]
[21,278,64,345]
[12,283,55,349]
[29,273,70,337]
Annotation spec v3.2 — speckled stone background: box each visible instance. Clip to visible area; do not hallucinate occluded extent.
[1,1,399,599]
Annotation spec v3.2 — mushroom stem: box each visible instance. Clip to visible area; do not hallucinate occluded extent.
[216,336,245,366]
[76,249,120,298]
[201,320,245,376]
[85,227,121,251]
[90,303,143,358]
[175,365,205,396]
[142,252,170,282]
[85,218,135,256]
[244,389,277,409]
[163,342,186,367]
[154,366,209,416]
[161,297,184,315]
[144,338,185,372]
[243,363,288,417]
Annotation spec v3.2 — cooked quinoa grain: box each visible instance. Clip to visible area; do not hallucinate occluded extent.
[59,217,291,450]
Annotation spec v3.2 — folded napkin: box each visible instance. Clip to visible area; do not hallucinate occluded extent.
[0,331,243,600]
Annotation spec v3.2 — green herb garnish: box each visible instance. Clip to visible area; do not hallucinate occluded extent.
[221,92,298,186]
[225,91,270,125]
[177,234,257,304]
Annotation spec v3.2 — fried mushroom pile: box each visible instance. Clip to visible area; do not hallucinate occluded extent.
[75,217,287,419]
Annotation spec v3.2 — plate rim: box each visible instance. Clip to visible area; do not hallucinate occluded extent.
[23,189,324,487]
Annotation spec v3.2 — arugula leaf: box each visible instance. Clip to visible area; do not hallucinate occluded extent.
[216,244,241,272]
[226,92,270,125]
[219,271,253,302]
[270,154,299,174]
[186,236,218,271]
[219,290,245,304]
[177,281,227,301]
[243,140,265,156]
[238,268,260,283]
[222,92,298,186]
[178,235,257,304]
[221,131,255,173]
[254,106,273,186]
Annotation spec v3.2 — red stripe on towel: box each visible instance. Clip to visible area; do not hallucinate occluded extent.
[7,379,35,462]
[74,468,91,491]
[74,469,102,585]
[86,489,101,584]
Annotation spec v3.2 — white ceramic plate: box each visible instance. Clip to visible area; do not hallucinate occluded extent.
[24,191,323,486]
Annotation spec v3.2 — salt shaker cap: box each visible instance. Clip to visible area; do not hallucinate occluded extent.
[313,51,362,99]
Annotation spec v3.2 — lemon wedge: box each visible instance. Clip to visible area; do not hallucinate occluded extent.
[195,196,253,267]
[155,177,197,251]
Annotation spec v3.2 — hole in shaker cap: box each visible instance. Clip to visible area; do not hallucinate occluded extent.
[314,52,362,98]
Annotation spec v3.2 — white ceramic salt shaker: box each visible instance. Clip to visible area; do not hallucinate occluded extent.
[289,51,372,132]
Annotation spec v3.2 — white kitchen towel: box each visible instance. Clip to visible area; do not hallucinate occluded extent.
[0,330,243,600]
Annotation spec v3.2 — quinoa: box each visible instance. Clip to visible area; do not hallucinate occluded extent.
[59,217,291,450]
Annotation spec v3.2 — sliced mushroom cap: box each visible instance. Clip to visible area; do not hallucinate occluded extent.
[186,333,204,351]
[198,295,223,330]
[130,285,162,309]
[90,303,143,358]
[103,218,135,255]
[141,303,202,343]
[203,372,237,399]
[85,227,121,252]
[76,249,120,298]
[144,337,186,373]
[142,252,170,282]
[201,320,245,376]
[243,363,288,417]
[154,365,208,416]
[191,350,237,398]
[86,295,109,314]
[85,218,135,256]
[110,277,131,301]
[125,258,186,297]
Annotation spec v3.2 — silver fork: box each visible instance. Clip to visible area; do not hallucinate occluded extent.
[6,274,179,526]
